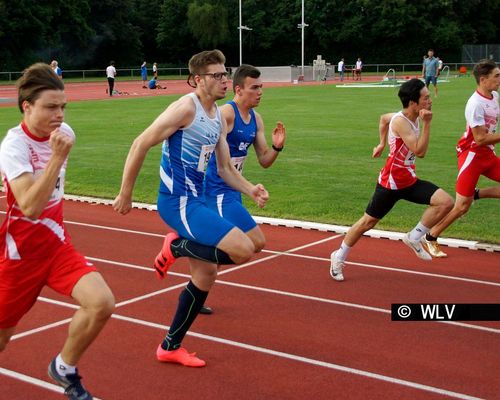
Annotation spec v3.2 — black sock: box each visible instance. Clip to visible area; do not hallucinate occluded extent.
[474,188,480,200]
[426,233,438,241]
[161,281,208,351]
[170,238,234,264]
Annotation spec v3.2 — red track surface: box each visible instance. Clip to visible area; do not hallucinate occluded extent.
[0,198,499,400]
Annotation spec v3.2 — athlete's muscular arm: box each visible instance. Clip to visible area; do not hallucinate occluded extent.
[113,97,195,215]
[8,128,73,220]
[253,113,286,168]
[471,125,500,146]
[372,112,395,158]
[220,103,235,134]
[396,109,432,158]
[216,119,269,208]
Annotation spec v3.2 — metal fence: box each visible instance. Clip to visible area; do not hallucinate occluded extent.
[462,44,500,64]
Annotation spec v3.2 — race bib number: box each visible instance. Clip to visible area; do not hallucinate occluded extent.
[231,155,246,174]
[51,169,65,201]
[197,144,216,172]
[35,169,65,201]
[405,152,416,166]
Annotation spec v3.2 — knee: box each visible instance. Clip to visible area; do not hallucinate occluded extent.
[253,236,266,253]
[231,240,255,265]
[88,293,115,321]
[357,216,378,232]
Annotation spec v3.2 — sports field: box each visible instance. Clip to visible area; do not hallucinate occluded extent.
[0,77,498,244]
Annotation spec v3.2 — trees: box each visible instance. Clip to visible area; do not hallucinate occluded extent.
[0,0,498,71]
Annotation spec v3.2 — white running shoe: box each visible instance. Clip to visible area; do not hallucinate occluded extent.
[402,233,432,261]
[330,250,345,281]
[421,238,448,258]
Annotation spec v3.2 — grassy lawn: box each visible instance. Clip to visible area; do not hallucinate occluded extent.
[0,77,498,243]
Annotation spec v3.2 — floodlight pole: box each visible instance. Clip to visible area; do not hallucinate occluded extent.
[297,0,309,77]
[238,0,252,66]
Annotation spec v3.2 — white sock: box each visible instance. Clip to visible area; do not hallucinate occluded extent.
[55,354,76,376]
[335,241,351,261]
[408,222,429,241]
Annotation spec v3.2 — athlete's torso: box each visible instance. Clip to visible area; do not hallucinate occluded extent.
[378,111,420,190]
[457,90,498,156]
[0,122,73,260]
[159,92,223,197]
[204,101,257,197]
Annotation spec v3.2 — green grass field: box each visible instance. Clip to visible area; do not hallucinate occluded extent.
[0,78,498,243]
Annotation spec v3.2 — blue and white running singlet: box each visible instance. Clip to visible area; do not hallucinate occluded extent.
[159,92,223,198]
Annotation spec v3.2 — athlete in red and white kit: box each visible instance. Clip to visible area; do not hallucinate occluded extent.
[423,59,500,257]
[0,63,114,400]
[329,78,453,281]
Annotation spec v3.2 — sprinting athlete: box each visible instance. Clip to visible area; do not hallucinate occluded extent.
[329,78,453,281]
[0,63,114,400]
[113,50,268,367]
[201,64,286,314]
[423,59,500,257]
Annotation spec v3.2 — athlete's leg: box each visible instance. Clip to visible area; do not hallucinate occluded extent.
[245,226,266,253]
[477,186,500,198]
[59,272,115,365]
[429,193,473,238]
[0,327,15,352]
[419,188,454,229]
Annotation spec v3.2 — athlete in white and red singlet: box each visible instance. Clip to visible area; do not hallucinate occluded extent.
[329,79,453,281]
[377,111,419,190]
[0,63,114,400]
[423,59,500,258]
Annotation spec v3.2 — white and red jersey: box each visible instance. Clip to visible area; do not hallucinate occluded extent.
[456,90,498,156]
[378,112,419,190]
[0,122,74,261]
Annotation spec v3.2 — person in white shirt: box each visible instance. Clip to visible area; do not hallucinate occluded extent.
[106,61,117,97]
[338,58,345,81]
[355,58,363,81]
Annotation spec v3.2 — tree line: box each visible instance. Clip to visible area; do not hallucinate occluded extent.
[0,0,498,71]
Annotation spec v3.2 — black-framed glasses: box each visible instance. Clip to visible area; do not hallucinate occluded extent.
[198,72,229,80]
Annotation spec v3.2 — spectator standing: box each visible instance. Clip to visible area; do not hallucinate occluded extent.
[338,58,345,81]
[106,61,117,97]
[141,61,148,88]
[355,58,363,80]
[422,49,439,97]
[153,62,158,79]
[50,60,63,79]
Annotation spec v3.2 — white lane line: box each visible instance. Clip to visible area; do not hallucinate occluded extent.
[261,250,500,287]
[0,367,103,400]
[109,313,484,400]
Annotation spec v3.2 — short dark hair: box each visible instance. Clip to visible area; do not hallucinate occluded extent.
[398,78,425,108]
[473,59,498,84]
[232,64,261,93]
[17,63,64,113]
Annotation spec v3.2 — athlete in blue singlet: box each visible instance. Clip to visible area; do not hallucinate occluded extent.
[113,50,269,367]
[205,64,286,253]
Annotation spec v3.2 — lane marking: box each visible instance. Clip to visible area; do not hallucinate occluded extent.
[0,367,103,400]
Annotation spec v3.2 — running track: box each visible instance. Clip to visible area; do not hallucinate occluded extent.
[0,197,499,400]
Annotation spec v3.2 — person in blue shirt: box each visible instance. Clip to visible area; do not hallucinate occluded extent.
[201,64,286,314]
[50,60,62,79]
[148,76,165,89]
[141,61,147,88]
[422,49,439,97]
[113,50,269,367]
